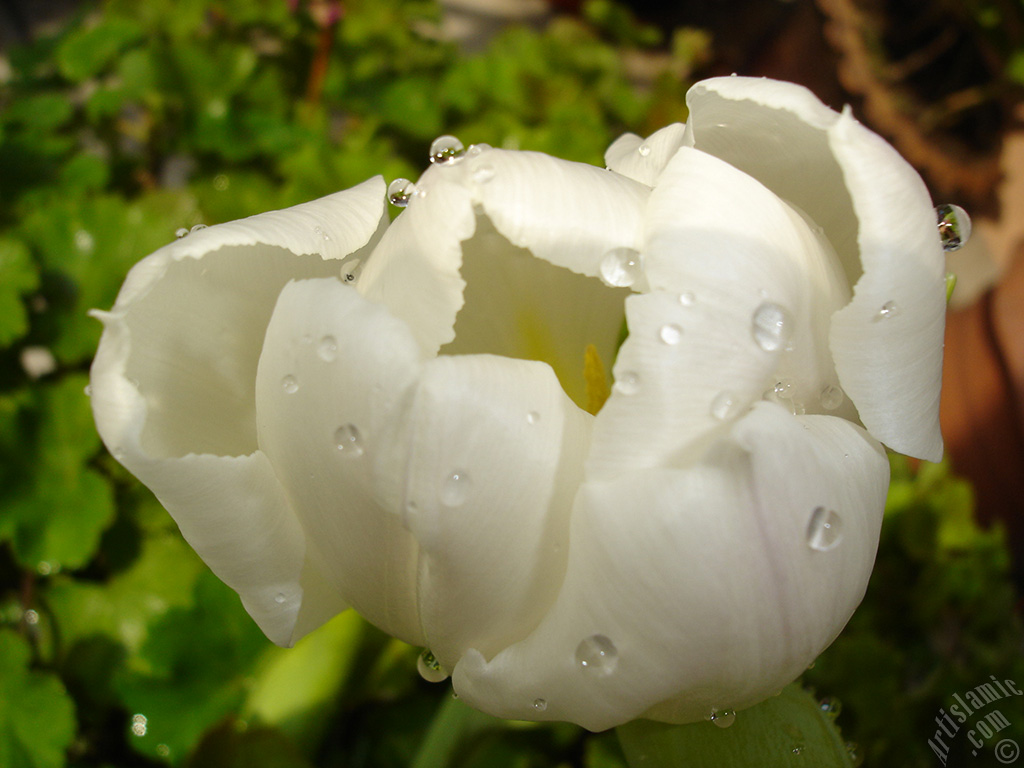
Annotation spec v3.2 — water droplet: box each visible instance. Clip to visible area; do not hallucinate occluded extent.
[213,174,229,191]
[84,384,92,397]
[74,230,95,253]
[131,713,148,737]
[532,698,548,711]
[37,561,52,576]
[820,384,844,410]
[709,709,736,728]
[845,742,863,767]
[340,257,362,283]
[175,227,190,239]
[791,746,803,756]
[467,142,491,156]
[599,247,643,288]
[774,379,794,398]
[613,371,640,395]
[417,650,449,683]
[334,424,364,456]
[274,593,286,604]
[282,375,299,394]
[575,635,618,675]
[638,143,651,157]
[751,302,793,352]
[679,291,695,306]
[388,178,417,207]
[659,323,683,345]
[429,135,466,165]
[526,411,540,425]
[711,390,740,420]
[23,609,38,625]
[935,204,971,252]
[874,301,900,321]
[314,225,331,241]
[472,164,495,184]
[818,696,842,720]
[807,506,842,551]
[190,224,207,233]
[156,744,170,758]
[441,470,470,507]
[317,335,337,362]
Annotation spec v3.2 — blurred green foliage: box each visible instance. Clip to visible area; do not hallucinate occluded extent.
[0,0,1020,766]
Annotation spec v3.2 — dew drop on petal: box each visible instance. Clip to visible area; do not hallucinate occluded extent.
[710,390,740,420]
[613,371,640,395]
[467,142,491,156]
[84,384,92,397]
[387,178,417,207]
[533,698,548,712]
[334,424,364,456]
[774,379,794,398]
[190,224,207,233]
[807,506,842,551]
[599,247,643,288]
[751,302,793,352]
[274,593,286,604]
[429,135,466,165]
[820,384,844,410]
[175,227,190,239]
[417,650,450,683]
[874,301,900,321]
[317,335,337,362]
[659,323,683,345]
[314,225,330,241]
[441,470,470,507]
[526,411,540,425]
[709,709,736,728]
[575,635,617,675]
[935,203,971,252]
[282,375,299,394]
[638,143,651,157]
[472,164,495,184]
[679,291,695,306]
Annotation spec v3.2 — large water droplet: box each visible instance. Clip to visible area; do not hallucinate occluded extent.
[709,709,736,728]
[429,135,466,165]
[874,301,900,321]
[317,335,337,362]
[638,143,651,157]
[711,390,740,420]
[807,507,842,551]
[190,224,207,234]
[441,470,470,507]
[751,302,793,352]
[659,324,683,345]
[282,375,299,394]
[388,178,417,207]
[613,371,640,395]
[334,424,364,456]
[175,227,190,239]
[575,635,618,675]
[532,698,548,712]
[417,650,449,683]
[935,203,971,252]
[820,384,844,410]
[600,247,643,288]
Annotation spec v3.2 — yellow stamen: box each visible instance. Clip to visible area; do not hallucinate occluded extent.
[584,344,611,415]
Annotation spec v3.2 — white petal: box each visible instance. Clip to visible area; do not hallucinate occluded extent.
[604,123,689,186]
[90,178,387,644]
[403,354,592,667]
[685,77,945,459]
[587,147,850,477]
[359,150,649,361]
[452,403,888,731]
[255,277,427,645]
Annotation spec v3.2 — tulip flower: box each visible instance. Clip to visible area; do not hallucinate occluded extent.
[90,77,948,731]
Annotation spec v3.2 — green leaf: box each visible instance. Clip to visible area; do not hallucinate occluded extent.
[184,720,313,768]
[616,684,853,768]
[0,630,77,768]
[0,237,39,347]
[56,17,144,82]
[1,375,116,571]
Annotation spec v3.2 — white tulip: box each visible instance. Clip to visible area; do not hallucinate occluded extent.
[91,77,946,732]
